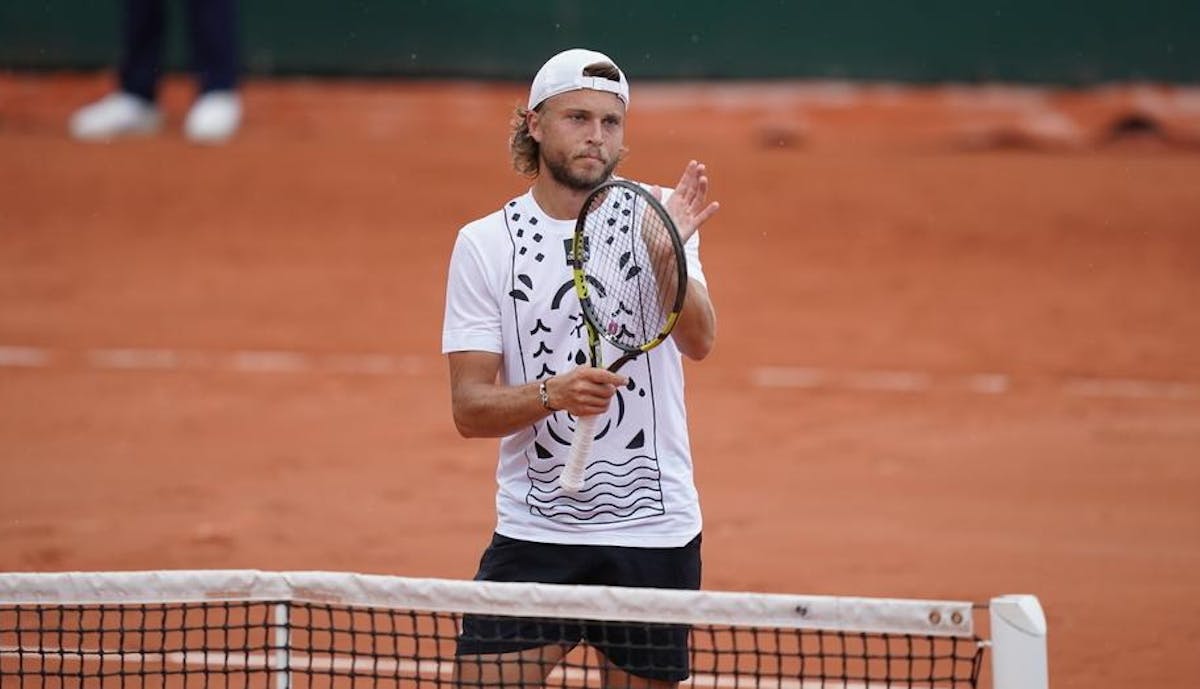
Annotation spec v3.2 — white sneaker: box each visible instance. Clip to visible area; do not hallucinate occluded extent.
[69,92,163,141]
[184,91,242,144]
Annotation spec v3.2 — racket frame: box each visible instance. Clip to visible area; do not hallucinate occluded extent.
[571,180,688,370]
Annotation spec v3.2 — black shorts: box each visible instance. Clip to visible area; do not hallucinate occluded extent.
[455,532,702,682]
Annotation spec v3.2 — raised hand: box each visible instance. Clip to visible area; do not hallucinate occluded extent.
[656,160,720,243]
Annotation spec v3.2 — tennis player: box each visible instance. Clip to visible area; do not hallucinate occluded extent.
[442,48,719,689]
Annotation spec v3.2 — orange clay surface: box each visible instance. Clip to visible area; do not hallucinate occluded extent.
[2,74,1199,688]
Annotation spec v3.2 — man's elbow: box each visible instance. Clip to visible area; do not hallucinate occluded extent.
[452,403,485,438]
[453,418,476,438]
[680,332,716,361]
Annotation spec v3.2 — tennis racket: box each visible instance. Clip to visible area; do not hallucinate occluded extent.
[559,180,688,493]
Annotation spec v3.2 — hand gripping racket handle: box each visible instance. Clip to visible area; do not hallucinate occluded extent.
[559,414,598,493]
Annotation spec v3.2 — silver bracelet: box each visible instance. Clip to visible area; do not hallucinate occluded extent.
[539,380,554,410]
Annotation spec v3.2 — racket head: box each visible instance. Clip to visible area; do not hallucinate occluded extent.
[572,180,688,358]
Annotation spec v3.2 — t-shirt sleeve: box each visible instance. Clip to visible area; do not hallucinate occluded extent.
[684,231,706,288]
[442,231,503,354]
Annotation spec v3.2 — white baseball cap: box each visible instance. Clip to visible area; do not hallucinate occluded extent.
[527,48,630,111]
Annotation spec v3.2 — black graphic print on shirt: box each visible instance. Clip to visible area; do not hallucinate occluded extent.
[502,198,666,525]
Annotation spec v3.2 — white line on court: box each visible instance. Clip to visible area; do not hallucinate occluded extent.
[229,350,311,373]
[751,365,1199,401]
[88,348,184,370]
[2,344,1197,402]
[752,366,938,394]
[1062,377,1200,401]
[750,366,826,389]
[323,353,425,375]
[0,345,428,377]
[0,345,51,367]
[841,370,932,393]
[965,374,1011,395]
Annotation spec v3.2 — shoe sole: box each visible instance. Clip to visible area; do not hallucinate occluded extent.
[70,119,164,142]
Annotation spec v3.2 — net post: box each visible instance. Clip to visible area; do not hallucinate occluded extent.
[271,602,291,689]
[989,595,1048,689]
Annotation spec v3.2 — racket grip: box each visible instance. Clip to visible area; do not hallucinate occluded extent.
[560,415,598,493]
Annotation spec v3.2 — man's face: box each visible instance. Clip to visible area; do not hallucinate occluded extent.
[530,89,626,191]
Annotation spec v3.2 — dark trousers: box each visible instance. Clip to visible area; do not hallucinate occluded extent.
[118,0,239,102]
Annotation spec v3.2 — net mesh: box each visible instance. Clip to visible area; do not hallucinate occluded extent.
[0,572,985,689]
[577,183,685,353]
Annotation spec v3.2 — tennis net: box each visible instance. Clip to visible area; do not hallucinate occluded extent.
[0,570,1046,689]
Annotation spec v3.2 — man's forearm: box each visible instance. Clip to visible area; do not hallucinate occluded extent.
[673,279,716,360]
[453,379,551,438]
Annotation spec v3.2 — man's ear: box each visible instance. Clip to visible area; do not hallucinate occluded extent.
[527,109,543,144]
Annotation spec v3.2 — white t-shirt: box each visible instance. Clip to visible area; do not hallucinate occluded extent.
[442,187,706,548]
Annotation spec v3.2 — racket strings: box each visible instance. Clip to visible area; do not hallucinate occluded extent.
[579,191,682,350]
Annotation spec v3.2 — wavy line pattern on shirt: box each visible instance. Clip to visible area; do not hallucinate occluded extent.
[532,498,665,522]
[526,455,665,524]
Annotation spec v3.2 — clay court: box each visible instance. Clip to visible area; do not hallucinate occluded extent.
[2,73,1199,687]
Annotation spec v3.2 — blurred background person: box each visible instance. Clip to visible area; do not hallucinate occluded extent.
[69,0,241,144]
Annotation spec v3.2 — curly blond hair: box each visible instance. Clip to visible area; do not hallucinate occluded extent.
[509,106,540,177]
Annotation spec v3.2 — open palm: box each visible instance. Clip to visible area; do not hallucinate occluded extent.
[659,160,720,243]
